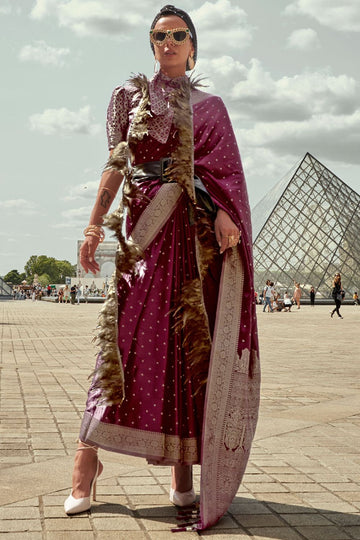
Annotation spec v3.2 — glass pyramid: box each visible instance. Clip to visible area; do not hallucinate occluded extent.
[252,153,360,298]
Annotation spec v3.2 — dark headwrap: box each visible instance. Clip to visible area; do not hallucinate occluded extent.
[150,4,197,69]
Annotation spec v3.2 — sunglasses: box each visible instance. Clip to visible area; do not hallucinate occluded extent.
[150,27,192,46]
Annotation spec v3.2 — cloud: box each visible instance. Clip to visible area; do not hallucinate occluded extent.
[0,4,11,15]
[190,0,254,55]
[195,55,248,95]
[63,181,99,201]
[29,106,101,136]
[202,58,359,122]
[0,199,37,216]
[287,28,320,50]
[240,109,360,165]
[53,206,93,228]
[30,0,151,37]
[284,0,360,32]
[29,0,254,48]
[196,56,360,171]
[18,40,70,67]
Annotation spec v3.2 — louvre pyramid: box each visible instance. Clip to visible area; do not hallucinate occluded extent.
[252,152,360,298]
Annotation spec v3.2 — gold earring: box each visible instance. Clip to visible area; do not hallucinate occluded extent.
[154,59,160,73]
[187,55,195,70]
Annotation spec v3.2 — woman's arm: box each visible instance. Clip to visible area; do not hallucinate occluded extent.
[80,163,123,274]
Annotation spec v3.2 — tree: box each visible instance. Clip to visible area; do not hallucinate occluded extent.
[55,260,77,283]
[37,274,51,287]
[3,269,26,285]
[24,255,76,284]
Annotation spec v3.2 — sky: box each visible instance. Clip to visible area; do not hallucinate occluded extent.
[1,0,360,277]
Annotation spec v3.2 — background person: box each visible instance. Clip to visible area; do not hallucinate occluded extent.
[331,273,344,319]
[292,281,302,309]
[310,286,315,306]
[63,285,70,304]
[283,291,292,312]
[263,279,274,312]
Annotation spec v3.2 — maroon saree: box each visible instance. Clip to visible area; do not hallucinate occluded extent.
[79,71,260,530]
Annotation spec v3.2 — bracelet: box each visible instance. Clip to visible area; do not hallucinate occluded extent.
[83,225,105,243]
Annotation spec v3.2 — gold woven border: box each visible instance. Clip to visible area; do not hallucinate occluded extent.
[81,412,199,464]
[131,183,183,250]
[200,248,244,523]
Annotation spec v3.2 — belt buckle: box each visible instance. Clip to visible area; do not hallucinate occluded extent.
[160,157,172,181]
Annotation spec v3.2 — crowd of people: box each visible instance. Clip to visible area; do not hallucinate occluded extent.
[256,275,359,315]
[12,283,106,303]
[256,280,301,313]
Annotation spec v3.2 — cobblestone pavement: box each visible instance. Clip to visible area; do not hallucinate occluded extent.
[1,300,359,539]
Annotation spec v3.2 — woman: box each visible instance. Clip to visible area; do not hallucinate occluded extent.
[331,273,344,319]
[293,282,302,309]
[58,287,64,304]
[64,5,260,531]
[63,284,70,304]
[310,286,315,307]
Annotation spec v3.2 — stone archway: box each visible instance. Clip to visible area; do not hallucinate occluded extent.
[77,240,117,278]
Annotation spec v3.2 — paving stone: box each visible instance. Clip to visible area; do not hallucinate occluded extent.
[245,483,289,493]
[321,483,360,492]
[249,526,304,539]
[1,534,43,540]
[324,513,360,526]
[234,513,284,527]
[229,502,271,515]
[0,507,40,519]
[92,516,141,530]
[280,513,333,526]
[122,485,165,495]
[44,517,92,531]
[0,519,42,532]
[294,525,351,539]
[199,531,251,538]
[95,534,150,540]
[343,527,360,539]
[148,532,197,539]
[46,533,96,540]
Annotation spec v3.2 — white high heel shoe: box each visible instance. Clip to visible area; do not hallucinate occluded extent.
[64,441,100,515]
[169,487,196,507]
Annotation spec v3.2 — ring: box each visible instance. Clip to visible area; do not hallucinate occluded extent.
[228,235,235,241]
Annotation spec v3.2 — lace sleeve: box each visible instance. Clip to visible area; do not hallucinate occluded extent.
[106,86,130,150]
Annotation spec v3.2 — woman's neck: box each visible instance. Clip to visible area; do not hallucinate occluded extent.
[159,67,186,79]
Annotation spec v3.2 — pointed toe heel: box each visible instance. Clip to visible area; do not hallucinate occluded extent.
[64,441,100,515]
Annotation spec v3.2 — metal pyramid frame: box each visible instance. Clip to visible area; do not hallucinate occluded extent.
[252,152,360,298]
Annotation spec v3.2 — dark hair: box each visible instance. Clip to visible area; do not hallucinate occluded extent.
[150,4,197,70]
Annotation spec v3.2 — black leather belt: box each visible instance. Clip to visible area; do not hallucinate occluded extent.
[132,157,217,214]
[132,158,173,182]
[131,159,217,215]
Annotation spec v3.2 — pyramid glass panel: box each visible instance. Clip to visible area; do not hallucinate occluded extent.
[252,153,360,298]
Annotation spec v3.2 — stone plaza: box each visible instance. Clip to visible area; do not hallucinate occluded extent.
[1,299,360,539]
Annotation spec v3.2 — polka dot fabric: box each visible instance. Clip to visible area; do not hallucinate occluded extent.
[80,72,258,466]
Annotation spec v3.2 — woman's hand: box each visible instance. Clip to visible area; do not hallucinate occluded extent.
[79,236,100,274]
[214,208,241,254]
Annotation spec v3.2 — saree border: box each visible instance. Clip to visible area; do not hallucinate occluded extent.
[199,247,260,529]
[81,412,199,464]
[131,183,183,250]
